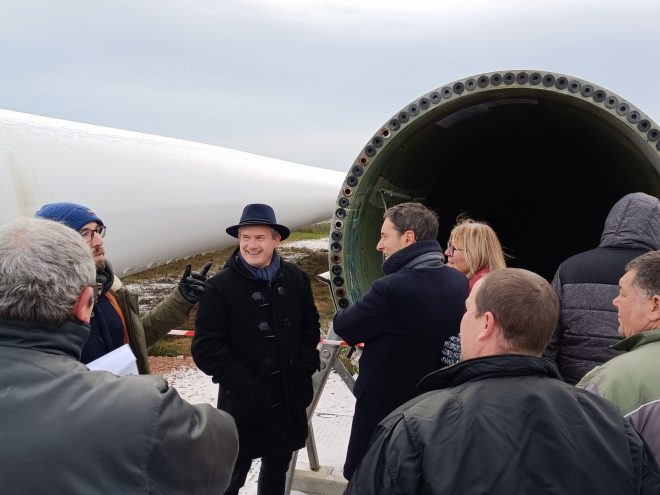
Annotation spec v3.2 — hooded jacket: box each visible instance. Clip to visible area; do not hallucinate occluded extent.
[544,192,660,384]
[0,318,238,494]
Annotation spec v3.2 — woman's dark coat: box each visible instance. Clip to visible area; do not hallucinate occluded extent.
[192,249,321,459]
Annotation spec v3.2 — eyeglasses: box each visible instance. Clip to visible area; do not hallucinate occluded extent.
[446,243,466,256]
[91,283,103,304]
[79,225,106,242]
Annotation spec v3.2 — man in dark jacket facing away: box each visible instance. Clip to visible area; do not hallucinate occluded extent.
[35,201,211,374]
[333,202,468,480]
[544,191,660,384]
[0,217,238,494]
[347,268,660,495]
[192,203,321,495]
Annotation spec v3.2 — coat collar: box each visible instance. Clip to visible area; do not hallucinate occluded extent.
[416,354,561,394]
[382,239,444,275]
[0,318,90,361]
[611,327,660,352]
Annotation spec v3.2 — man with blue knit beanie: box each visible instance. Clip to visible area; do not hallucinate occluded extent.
[35,202,211,374]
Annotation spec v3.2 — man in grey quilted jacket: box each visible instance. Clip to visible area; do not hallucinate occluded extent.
[544,191,660,384]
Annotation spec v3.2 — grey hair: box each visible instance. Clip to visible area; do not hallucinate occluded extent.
[0,217,96,324]
[626,250,660,299]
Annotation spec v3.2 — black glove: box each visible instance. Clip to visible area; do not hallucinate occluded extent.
[178,261,212,304]
[440,335,461,366]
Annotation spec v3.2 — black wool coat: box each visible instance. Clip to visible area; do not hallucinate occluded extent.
[192,249,321,459]
[333,239,468,478]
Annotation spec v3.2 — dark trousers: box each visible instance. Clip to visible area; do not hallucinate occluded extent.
[343,396,393,480]
[224,451,293,495]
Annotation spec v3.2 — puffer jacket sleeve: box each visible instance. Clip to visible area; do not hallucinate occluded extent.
[140,288,193,348]
[543,270,565,362]
[148,379,239,494]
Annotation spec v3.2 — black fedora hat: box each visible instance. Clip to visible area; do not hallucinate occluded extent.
[226,203,290,240]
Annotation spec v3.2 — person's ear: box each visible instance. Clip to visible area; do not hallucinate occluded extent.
[650,294,660,321]
[403,230,416,244]
[74,287,94,324]
[478,311,498,341]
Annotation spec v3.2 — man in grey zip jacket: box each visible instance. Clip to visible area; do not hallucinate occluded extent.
[0,217,238,494]
[544,192,660,384]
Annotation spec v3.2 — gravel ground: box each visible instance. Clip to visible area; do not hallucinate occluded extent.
[148,355,196,376]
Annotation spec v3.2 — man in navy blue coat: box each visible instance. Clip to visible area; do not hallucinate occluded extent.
[333,202,468,480]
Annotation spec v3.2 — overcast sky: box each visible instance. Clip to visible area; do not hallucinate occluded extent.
[1,0,659,172]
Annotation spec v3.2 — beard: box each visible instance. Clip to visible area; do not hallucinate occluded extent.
[92,247,106,271]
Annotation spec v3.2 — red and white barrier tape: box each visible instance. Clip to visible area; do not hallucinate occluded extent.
[168,329,195,336]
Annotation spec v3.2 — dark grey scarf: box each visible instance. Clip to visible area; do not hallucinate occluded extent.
[239,250,281,284]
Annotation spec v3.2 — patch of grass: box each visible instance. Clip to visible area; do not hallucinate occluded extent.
[295,220,331,234]
[285,230,329,242]
[150,336,192,357]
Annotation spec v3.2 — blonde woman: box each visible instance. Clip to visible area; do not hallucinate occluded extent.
[445,217,507,292]
[441,217,507,365]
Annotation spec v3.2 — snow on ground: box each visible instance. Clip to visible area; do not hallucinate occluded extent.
[282,238,330,251]
[165,363,355,494]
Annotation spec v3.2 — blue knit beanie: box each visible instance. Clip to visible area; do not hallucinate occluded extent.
[35,202,104,231]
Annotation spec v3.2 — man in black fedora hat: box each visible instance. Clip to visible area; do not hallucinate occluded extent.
[192,203,321,495]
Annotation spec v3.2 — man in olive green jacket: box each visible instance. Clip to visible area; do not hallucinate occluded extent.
[36,202,211,373]
[579,250,660,464]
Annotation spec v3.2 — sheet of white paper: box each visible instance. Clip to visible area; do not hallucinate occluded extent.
[86,343,139,376]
